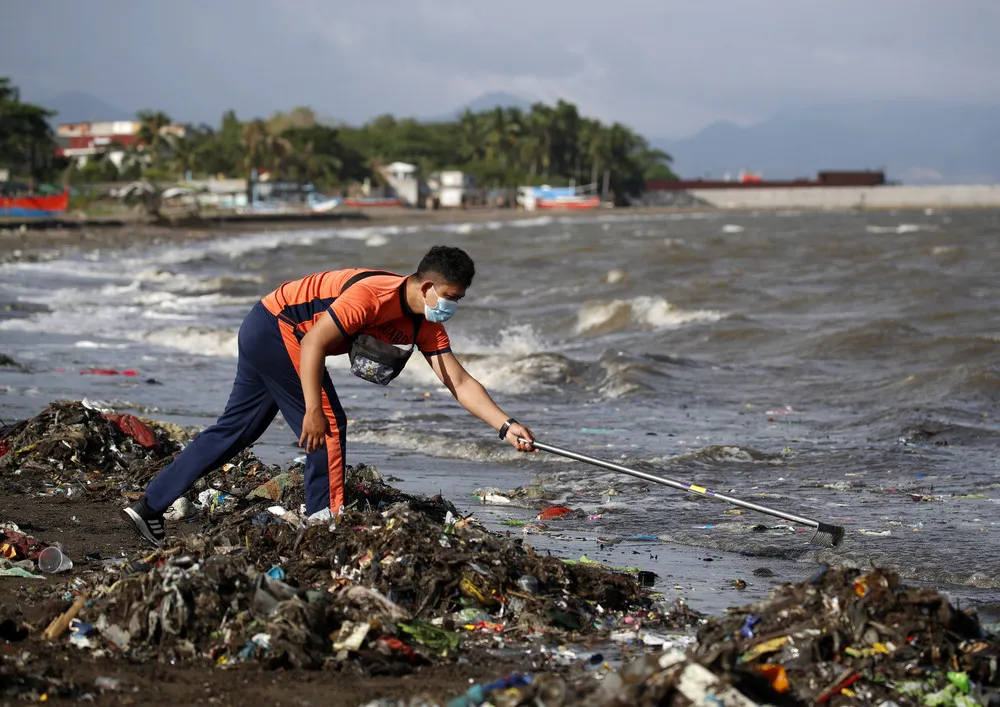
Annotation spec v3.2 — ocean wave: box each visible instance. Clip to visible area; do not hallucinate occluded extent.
[799,321,925,360]
[139,326,239,358]
[670,445,781,464]
[348,428,523,463]
[865,223,938,234]
[129,269,263,295]
[575,296,724,336]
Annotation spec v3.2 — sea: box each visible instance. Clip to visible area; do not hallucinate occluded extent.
[2,208,999,618]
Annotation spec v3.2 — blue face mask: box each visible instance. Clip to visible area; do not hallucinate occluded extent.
[424,286,458,323]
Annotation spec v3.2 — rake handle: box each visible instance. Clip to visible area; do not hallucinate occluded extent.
[520,437,840,536]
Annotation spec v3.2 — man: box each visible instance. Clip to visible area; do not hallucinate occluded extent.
[123,245,535,547]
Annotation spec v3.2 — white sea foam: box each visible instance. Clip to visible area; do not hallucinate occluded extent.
[865,223,937,234]
[394,324,561,395]
[140,327,239,358]
[575,296,724,335]
[74,340,130,349]
[721,224,745,233]
[349,428,522,463]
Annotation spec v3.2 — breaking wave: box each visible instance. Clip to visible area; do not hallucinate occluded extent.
[864,223,938,234]
[575,296,724,336]
[139,326,239,359]
[349,427,523,463]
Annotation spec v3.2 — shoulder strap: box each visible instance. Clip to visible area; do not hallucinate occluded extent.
[341,269,422,349]
[340,269,398,293]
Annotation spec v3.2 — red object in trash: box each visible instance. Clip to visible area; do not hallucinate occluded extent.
[378,637,416,662]
[80,369,139,376]
[102,413,159,448]
[537,505,574,520]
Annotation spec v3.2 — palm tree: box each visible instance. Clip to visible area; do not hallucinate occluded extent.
[517,132,545,177]
[457,109,487,162]
[135,110,173,169]
[292,140,342,185]
[0,78,56,180]
[264,133,294,179]
[167,134,200,178]
[526,103,554,178]
[484,107,520,168]
[241,119,268,177]
[581,119,612,191]
[551,100,581,178]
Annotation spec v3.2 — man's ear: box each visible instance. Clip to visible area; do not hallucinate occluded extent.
[419,280,435,297]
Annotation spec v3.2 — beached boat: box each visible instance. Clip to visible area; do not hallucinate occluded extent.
[308,194,343,213]
[0,186,70,217]
[343,196,403,208]
[536,195,601,210]
[518,185,602,211]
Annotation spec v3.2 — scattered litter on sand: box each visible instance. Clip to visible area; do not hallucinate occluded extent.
[2,401,1000,706]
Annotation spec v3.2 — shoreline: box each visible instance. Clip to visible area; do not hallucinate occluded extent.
[0,207,645,262]
[4,198,996,263]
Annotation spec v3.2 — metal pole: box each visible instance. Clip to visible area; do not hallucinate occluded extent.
[523,438,831,531]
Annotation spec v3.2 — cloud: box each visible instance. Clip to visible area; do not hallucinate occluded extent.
[1,0,997,136]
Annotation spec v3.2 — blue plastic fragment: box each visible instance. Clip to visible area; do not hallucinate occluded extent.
[740,615,762,639]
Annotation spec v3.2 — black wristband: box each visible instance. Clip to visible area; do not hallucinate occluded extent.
[498,418,516,440]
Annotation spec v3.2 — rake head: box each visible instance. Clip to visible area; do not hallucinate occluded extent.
[812,522,846,547]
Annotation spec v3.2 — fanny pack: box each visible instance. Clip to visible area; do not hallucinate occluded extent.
[341,270,421,386]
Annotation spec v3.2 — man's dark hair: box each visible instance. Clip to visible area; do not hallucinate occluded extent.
[415,245,475,289]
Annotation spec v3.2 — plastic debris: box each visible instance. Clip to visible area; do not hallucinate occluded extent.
[0,567,42,579]
[2,399,998,706]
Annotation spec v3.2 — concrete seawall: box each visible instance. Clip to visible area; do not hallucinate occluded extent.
[687,185,1000,210]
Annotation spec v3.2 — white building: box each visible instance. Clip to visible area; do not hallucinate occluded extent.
[55,121,186,168]
[381,161,421,206]
[428,171,476,208]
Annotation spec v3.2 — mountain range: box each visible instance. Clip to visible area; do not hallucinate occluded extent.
[655,100,1000,185]
[37,90,999,185]
[42,90,129,124]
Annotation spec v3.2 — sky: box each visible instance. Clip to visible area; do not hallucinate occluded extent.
[2,0,998,139]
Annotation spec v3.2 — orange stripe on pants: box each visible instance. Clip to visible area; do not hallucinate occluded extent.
[277,319,346,514]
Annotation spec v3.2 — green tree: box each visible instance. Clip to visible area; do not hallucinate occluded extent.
[135,110,173,170]
[59,94,672,202]
[284,125,343,186]
[0,77,58,181]
[167,134,201,178]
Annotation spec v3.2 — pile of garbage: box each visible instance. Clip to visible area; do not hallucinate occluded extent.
[0,401,185,496]
[414,567,999,707]
[8,400,999,706]
[694,566,1000,706]
[60,482,701,673]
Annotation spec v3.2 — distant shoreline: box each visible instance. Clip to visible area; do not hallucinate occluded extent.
[0,206,683,263]
[2,189,999,263]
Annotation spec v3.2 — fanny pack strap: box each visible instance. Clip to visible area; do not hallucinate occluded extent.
[276,269,421,346]
[341,270,422,351]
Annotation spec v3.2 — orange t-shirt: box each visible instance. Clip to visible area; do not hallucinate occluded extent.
[260,269,452,357]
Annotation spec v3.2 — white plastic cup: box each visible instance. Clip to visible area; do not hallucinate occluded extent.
[38,546,74,574]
